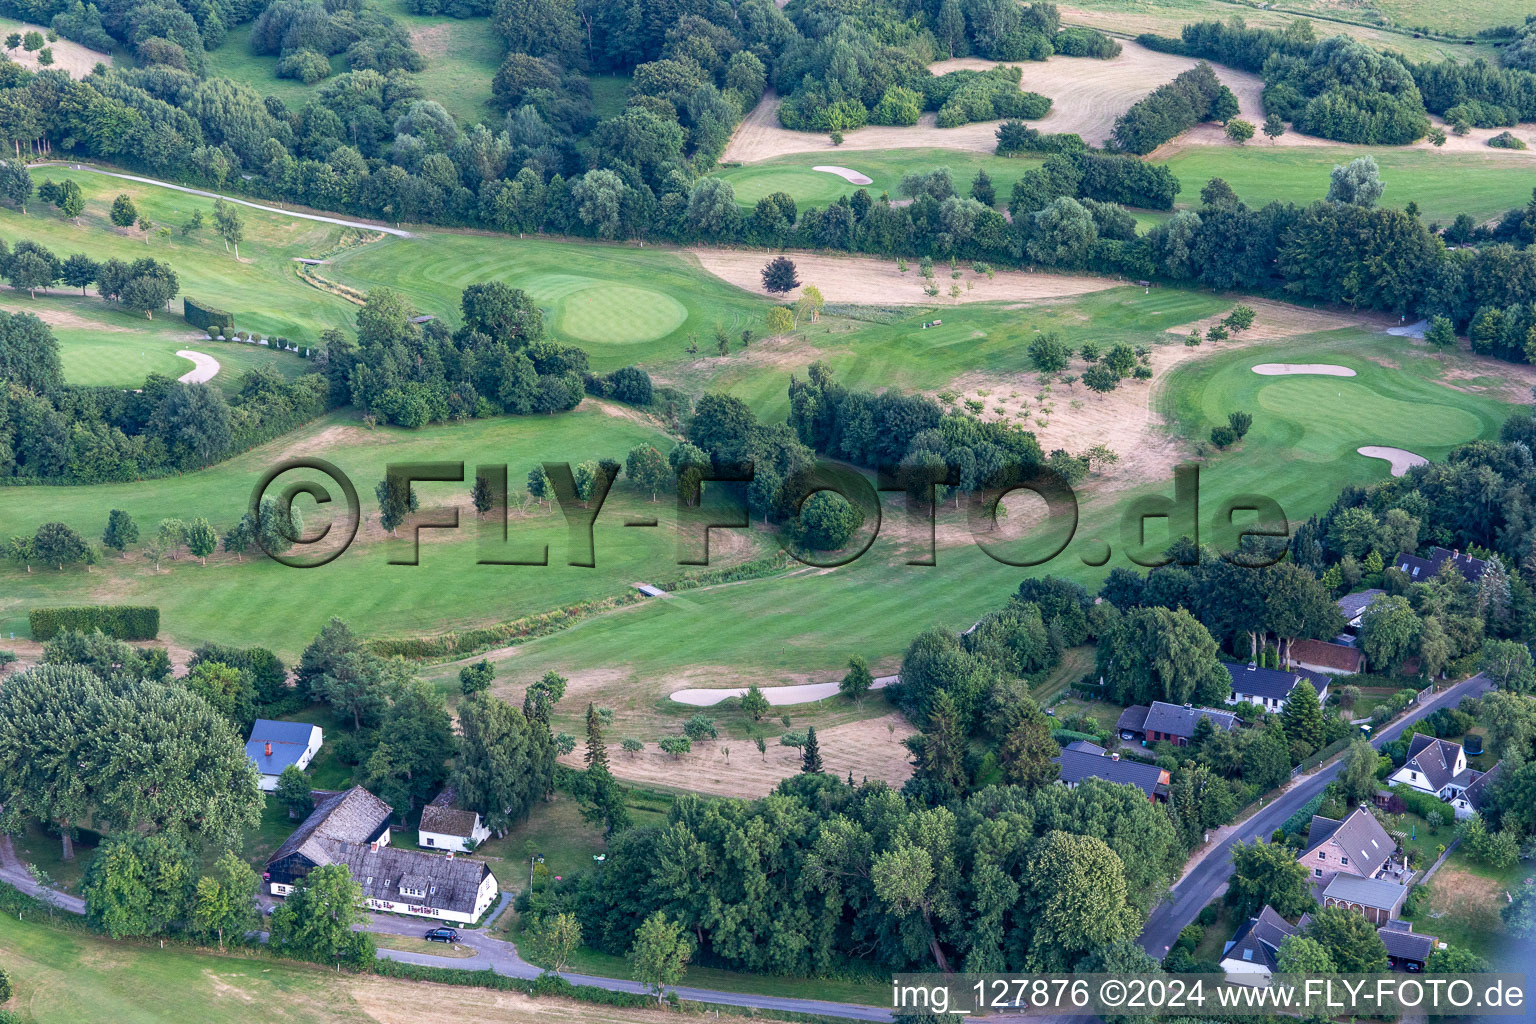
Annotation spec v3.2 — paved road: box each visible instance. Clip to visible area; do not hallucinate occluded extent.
[44,162,414,238]
[175,349,220,384]
[1138,673,1492,956]
[362,910,895,1021]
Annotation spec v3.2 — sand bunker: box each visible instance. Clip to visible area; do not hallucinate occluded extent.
[691,249,1117,305]
[671,675,897,707]
[1358,446,1427,476]
[812,165,873,185]
[1252,363,1357,377]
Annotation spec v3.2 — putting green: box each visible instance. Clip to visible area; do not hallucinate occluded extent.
[1254,377,1483,459]
[556,283,688,345]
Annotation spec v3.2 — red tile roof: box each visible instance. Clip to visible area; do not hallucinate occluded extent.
[1290,639,1363,673]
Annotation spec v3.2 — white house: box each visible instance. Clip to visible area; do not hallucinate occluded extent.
[418,789,492,852]
[246,719,323,791]
[266,786,499,924]
[1223,662,1329,713]
[1389,734,1499,819]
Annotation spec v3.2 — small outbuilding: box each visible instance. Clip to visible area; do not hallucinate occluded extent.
[418,788,492,853]
[246,719,323,791]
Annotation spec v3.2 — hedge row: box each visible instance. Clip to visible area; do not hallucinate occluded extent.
[182,297,234,333]
[371,960,653,1007]
[29,606,160,641]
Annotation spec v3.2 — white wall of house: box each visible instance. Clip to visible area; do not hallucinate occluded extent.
[361,871,498,924]
[253,727,323,791]
[418,820,491,852]
[1219,959,1273,987]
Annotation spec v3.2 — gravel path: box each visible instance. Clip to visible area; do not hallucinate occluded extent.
[46,163,414,237]
[175,349,220,384]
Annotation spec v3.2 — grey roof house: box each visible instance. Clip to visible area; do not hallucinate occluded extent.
[1220,905,1298,984]
[1322,874,1409,925]
[1299,807,1400,886]
[1395,547,1489,584]
[1054,743,1169,801]
[1139,701,1240,746]
[1336,589,1386,630]
[1224,662,1329,713]
[1378,921,1439,972]
[266,785,498,924]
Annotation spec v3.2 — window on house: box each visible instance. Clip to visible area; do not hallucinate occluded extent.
[425,837,434,846]
[1314,868,1323,877]
[1319,852,1326,860]
[1243,949,1253,961]
[1341,857,1348,865]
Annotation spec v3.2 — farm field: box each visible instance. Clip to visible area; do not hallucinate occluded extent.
[1164,145,1536,224]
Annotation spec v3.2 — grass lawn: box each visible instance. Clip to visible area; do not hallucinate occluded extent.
[13,821,97,896]
[715,149,1044,211]
[1030,645,1095,704]
[203,10,503,126]
[1057,0,1502,62]
[372,932,480,957]
[0,913,781,1024]
[477,791,670,894]
[1191,901,1237,965]
[589,74,632,120]
[324,228,772,373]
[380,0,504,125]
[2,167,360,345]
[0,403,718,659]
[1404,849,1532,962]
[201,24,330,109]
[507,916,893,1007]
[1163,145,1536,225]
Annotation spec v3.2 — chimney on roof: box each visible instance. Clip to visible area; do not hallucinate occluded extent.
[264,741,272,757]
[446,852,454,861]
[1185,703,1193,709]
[370,841,378,851]
[1111,752,1120,761]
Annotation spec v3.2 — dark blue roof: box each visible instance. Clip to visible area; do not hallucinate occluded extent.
[246,720,320,776]
[251,719,322,745]
[1223,662,1328,702]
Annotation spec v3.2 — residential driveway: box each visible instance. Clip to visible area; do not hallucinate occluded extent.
[1138,673,1493,956]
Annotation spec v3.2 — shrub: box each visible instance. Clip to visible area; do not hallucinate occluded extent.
[1053,26,1120,58]
[276,48,332,84]
[29,606,160,641]
[183,297,233,334]
[1489,131,1527,149]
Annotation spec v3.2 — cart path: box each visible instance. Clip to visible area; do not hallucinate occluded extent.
[175,350,220,384]
[41,162,414,237]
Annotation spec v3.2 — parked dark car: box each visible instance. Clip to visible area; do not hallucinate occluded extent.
[424,927,459,943]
